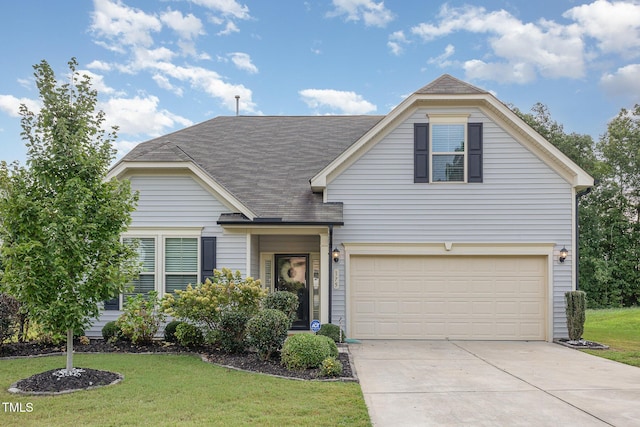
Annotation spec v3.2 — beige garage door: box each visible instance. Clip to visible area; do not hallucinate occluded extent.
[349,255,547,340]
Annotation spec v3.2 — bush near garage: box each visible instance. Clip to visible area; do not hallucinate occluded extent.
[281,333,338,370]
[316,323,345,343]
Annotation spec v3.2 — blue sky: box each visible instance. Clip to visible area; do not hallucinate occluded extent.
[1,0,639,164]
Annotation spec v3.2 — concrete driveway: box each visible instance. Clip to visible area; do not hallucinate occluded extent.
[349,340,640,426]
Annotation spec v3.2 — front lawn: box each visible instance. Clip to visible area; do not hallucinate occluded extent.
[582,307,640,368]
[0,353,370,426]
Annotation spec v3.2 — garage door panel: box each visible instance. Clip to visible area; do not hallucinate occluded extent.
[350,255,547,340]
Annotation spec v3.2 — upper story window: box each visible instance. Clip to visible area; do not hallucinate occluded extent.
[432,123,465,182]
[414,115,483,184]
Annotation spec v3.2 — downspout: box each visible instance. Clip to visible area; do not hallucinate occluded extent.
[575,186,593,290]
[328,225,333,324]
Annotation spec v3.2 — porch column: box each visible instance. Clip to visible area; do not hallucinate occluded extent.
[320,231,330,324]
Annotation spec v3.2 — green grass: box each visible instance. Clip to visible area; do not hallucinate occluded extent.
[0,353,371,426]
[582,307,640,367]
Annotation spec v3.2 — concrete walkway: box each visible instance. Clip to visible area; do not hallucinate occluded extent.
[349,340,640,426]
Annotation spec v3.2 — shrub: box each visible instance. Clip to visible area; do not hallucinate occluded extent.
[211,310,251,353]
[263,291,299,323]
[246,309,291,360]
[175,322,204,348]
[0,293,20,345]
[320,356,343,377]
[316,323,345,343]
[163,320,183,343]
[161,268,266,333]
[317,334,338,358]
[101,321,121,342]
[117,292,166,344]
[565,290,587,341]
[280,333,336,370]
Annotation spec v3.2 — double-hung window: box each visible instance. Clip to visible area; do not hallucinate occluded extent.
[414,115,483,183]
[165,237,198,293]
[431,122,466,182]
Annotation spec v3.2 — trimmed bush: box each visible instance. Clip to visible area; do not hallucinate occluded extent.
[101,321,121,342]
[212,310,251,353]
[263,291,299,323]
[320,356,343,377]
[316,323,345,343]
[280,333,336,370]
[565,290,587,341]
[175,323,204,348]
[164,320,183,343]
[317,334,338,358]
[246,309,290,360]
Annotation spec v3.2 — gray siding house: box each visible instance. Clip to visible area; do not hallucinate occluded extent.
[88,75,593,341]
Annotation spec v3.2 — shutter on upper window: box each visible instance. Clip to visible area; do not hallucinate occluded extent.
[200,237,216,283]
[467,123,483,183]
[414,123,429,183]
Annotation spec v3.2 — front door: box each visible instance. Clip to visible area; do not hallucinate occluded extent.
[275,254,309,330]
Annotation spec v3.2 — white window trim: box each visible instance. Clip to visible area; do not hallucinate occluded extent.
[428,114,469,184]
[122,228,202,302]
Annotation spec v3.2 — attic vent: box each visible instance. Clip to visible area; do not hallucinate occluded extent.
[235,95,240,116]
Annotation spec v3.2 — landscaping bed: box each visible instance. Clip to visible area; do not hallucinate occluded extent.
[2,339,355,394]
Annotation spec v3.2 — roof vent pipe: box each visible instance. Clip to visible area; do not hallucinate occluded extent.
[235,95,240,116]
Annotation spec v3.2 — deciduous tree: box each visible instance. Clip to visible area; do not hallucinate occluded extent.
[0,58,138,371]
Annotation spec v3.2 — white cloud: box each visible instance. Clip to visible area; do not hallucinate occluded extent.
[564,0,640,57]
[410,4,585,83]
[90,0,162,49]
[428,44,455,67]
[299,89,377,114]
[100,95,192,136]
[328,0,394,27]
[600,64,640,98]
[152,74,184,96]
[217,20,239,36]
[86,60,113,71]
[160,9,204,40]
[228,52,258,74]
[188,0,250,20]
[0,95,40,117]
[76,69,117,95]
[387,30,408,55]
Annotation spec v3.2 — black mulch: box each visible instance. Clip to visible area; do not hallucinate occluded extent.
[3,339,355,394]
[554,338,610,350]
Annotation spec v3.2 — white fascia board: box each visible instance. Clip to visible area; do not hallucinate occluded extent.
[107,161,256,219]
[310,94,419,192]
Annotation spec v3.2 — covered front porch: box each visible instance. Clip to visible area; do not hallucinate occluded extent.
[223,225,336,331]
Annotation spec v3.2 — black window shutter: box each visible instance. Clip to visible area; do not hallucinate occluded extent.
[414,123,429,183]
[104,298,119,311]
[200,237,216,283]
[467,123,483,183]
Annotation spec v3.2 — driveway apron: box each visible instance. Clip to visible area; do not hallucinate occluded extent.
[349,340,640,426]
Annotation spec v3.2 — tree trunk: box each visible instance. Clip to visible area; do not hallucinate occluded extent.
[66,328,73,371]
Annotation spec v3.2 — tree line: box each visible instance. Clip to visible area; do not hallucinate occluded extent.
[514,103,640,308]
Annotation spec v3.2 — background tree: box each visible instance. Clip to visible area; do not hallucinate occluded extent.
[0,58,138,371]
[514,103,640,308]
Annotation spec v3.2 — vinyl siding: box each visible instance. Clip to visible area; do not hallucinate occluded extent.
[86,174,246,338]
[327,107,573,338]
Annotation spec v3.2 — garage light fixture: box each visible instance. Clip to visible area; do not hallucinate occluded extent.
[332,248,340,263]
[559,247,568,263]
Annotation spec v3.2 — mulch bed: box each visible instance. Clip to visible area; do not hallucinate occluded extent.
[2,339,355,394]
[554,338,610,350]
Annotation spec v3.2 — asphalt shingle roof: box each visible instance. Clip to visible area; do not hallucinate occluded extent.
[119,74,488,223]
[122,115,384,223]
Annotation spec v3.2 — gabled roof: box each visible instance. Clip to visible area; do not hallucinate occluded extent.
[111,74,593,224]
[111,115,383,223]
[414,74,488,95]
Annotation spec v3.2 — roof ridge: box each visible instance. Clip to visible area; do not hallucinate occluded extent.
[414,74,488,95]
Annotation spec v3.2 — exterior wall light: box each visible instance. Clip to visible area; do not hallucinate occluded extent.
[332,248,340,263]
[559,247,568,263]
